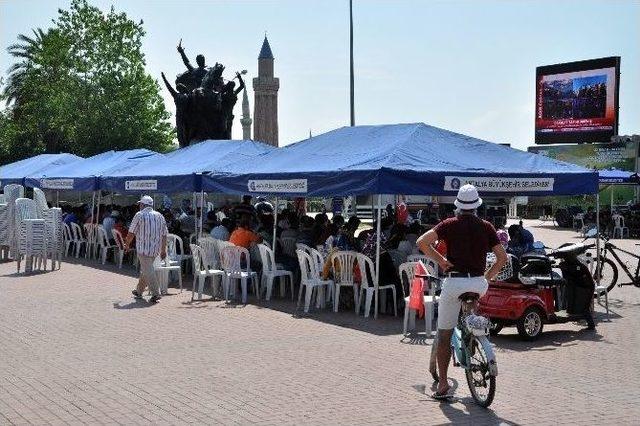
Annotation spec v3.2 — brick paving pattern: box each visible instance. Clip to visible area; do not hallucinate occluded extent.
[0,220,639,425]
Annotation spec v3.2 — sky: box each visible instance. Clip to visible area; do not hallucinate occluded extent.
[1,0,639,151]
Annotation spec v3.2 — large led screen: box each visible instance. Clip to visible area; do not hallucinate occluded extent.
[535,57,620,144]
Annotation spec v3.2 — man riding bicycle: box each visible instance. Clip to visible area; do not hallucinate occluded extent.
[417,184,508,399]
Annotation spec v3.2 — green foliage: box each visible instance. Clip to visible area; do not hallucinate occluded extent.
[0,0,174,165]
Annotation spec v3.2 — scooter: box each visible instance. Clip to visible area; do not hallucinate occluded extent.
[478,244,595,341]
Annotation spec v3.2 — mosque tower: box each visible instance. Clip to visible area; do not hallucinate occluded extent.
[252,36,279,146]
[240,89,252,140]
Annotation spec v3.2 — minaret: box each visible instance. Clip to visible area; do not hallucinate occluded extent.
[240,88,252,140]
[253,36,279,147]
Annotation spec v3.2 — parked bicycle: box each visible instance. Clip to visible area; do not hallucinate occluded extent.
[581,230,640,294]
[429,292,498,407]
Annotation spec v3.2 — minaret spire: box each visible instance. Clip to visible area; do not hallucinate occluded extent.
[240,88,252,140]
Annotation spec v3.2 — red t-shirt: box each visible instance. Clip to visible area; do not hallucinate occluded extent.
[433,214,499,276]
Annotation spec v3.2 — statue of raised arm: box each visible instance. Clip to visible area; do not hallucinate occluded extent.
[161,71,178,98]
[234,72,245,95]
[176,39,194,72]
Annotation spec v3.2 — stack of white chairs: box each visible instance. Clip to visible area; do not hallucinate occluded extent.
[33,188,63,270]
[14,198,47,273]
[0,184,25,260]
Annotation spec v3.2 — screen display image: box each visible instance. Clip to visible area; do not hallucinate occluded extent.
[535,57,620,144]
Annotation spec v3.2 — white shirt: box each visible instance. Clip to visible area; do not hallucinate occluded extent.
[210,225,230,241]
[129,207,168,257]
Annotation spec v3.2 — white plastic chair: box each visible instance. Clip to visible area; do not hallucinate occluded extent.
[44,207,63,270]
[330,251,359,313]
[399,261,437,336]
[62,223,74,257]
[407,254,439,276]
[296,243,313,256]
[167,233,193,273]
[111,229,128,269]
[190,243,225,301]
[83,223,99,259]
[153,256,183,295]
[356,254,398,319]
[258,244,294,301]
[612,214,629,239]
[296,249,333,313]
[280,237,297,257]
[70,222,87,258]
[573,213,584,231]
[97,226,118,265]
[220,245,259,304]
[0,184,25,259]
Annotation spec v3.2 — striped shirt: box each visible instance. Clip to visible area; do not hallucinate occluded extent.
[129,207,168,257]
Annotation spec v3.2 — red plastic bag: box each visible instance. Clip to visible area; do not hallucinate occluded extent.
[408,261,427,317]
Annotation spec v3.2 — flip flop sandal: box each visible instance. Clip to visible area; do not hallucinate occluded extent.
[431,389,453,401]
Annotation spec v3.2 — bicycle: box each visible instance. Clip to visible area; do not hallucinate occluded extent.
[585,232,640,294]
[429,292,498,407]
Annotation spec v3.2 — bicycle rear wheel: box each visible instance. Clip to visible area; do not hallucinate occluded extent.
[465,337,496,408]
[593,256,618,295]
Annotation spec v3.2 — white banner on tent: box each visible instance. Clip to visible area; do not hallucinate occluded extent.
[444,176,555,192]
[125,179,158,191]
[248,179,308,194]
[40,179,74,190]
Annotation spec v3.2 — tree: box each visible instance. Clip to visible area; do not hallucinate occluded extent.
[0,0,174,165]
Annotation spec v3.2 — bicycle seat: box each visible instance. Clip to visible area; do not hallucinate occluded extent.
[458,292,480,302]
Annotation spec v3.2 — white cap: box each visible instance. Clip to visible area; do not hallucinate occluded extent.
[137,195,154,207]
[453,184,482,210]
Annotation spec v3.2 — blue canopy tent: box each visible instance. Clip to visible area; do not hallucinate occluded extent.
[598,169,637,185]
[25,149,160,191]
[202,123,600,318]
[598,169,639,210]
[203,123,598,197]
[97,140,275,240]
[0,153,82,187]
[98,140,275,193]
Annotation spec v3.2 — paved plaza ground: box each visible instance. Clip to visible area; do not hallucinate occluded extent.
[1,220,639,425]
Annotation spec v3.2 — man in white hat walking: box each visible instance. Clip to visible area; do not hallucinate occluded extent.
[124,195,168,304]
[417,184,507,399]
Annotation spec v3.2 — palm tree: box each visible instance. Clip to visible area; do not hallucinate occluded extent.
[3,28,47,105]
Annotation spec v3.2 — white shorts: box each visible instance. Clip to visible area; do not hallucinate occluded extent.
[437,276,488,330]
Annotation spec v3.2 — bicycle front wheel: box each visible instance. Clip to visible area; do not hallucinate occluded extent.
[465,337,496,408]
[593,256,618,295]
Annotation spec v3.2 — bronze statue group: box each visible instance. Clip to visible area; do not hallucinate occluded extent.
[161,40,245,147]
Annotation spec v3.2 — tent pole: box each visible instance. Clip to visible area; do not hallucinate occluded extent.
[192,192,197,240]
[610,186,614,212]
[94,191,101,259]
[272,196,278,254]
[56,190,59,208]
[199,190,204,239]
[375,194,382,319]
